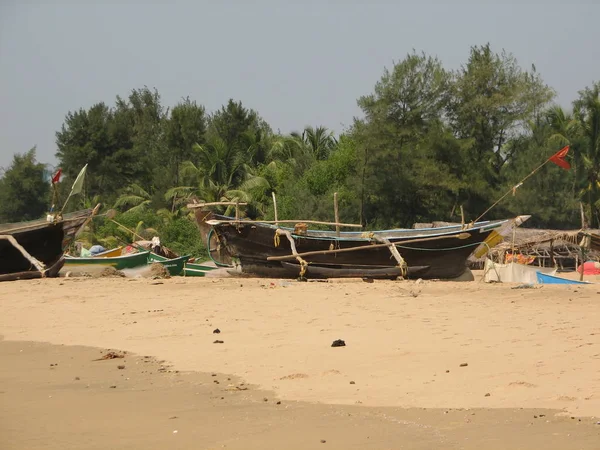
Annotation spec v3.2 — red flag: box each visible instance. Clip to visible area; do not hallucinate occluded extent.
[549,145,570,170]
[51,168,62,184]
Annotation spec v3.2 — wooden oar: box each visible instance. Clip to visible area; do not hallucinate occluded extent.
[266,232,472,262]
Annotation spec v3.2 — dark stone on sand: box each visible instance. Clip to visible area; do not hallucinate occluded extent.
[485,393,490,397]
[211,373,217,377]
[459,363,468,367]
[213,328,221,334]
[74,377,80,381]
[320,439,327,443]
[276,401,281,405]
[110,385,117,389]
[349,381,356,384]
[118,365,125,370]
[331,339,346,347]
[446,370,450,373]
[263,397,268,402]
[213,340,224,344]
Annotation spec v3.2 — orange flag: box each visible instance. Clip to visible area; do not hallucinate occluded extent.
[549,145,570,170]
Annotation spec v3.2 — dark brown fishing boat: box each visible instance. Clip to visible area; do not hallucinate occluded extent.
[194,209,519,280]
[0,207,98,282]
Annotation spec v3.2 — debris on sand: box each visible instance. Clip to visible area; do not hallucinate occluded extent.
[94,351,125,361]
[99,267,126,278]
[149,263,170,279]
[331,339,346,347]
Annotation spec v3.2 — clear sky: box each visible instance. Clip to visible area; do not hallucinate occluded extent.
[0,1,598,169]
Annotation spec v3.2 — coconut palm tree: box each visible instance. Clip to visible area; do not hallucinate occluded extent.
[303,126,338,160]
[113,184,152,215]
[573,82,600,226]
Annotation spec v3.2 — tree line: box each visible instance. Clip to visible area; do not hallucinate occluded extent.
[1,44,599,255]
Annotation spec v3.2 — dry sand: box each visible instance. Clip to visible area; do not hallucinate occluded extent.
[1,274,600,448]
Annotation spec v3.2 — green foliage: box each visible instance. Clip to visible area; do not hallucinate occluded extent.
[0,148,50,222]
[160,218,207,258]
[3,46,594,257]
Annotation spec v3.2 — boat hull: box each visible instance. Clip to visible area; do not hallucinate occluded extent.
[148,253,189,276]
[182,262,218,277]
[0,209,94,278]
[536,271,592,285]
[210,221,501,280]
[64,251,150,270]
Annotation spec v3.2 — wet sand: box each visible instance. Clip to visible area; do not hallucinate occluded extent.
[1,276,599,448]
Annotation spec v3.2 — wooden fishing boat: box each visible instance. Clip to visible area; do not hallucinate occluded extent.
[64,251,150,270]
[0,208,97,282]
[147,253,190,276]
[198,212,516,280]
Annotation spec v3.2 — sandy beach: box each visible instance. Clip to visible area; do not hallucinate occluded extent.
[1,275,599,449]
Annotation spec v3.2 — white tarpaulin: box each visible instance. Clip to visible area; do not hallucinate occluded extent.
[483,259,557,284]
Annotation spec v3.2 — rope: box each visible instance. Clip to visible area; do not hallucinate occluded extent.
[274,231,280,248]
[207,228,231,267]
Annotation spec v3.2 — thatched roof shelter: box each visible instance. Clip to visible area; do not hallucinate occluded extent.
[481,228,600,270]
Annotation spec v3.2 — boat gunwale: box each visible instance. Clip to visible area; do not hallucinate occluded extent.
[213,219,507,242]
[65,251,150,262]
[0,209,94,234]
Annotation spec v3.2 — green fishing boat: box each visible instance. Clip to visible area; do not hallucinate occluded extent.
[148,253,189,276]
[183,262,218,277]
[64,251,150,270]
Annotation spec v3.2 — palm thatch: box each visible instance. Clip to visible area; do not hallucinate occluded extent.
[481,228,600,270]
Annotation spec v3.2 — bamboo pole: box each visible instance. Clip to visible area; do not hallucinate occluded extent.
[109,219,146,242]
[580,247,585,281]
[334,192,340,237]
[187,202,249,209]
[373,236,406,271]
[473,158,552,224]
[267,232,472,262]
[205,219,363,228]
[272,192,279,226]
[0,235,46,273]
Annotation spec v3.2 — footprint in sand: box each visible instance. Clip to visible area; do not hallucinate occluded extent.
[557,395,577,401]
[279,373,309,380]
[508,381,538,388]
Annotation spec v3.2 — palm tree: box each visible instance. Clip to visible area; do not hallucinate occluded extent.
[286,126,338,161]
[573,82,600,226]
[113,184,152,215]
[304,126,338,160]
[168,133,273,217]
[546,105,579,147]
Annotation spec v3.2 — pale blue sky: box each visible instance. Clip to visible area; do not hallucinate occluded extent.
[0,1,598,169]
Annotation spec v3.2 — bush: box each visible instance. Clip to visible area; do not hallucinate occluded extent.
[160,217,207,258]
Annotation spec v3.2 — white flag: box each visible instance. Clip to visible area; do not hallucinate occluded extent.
[70,164,88,196]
